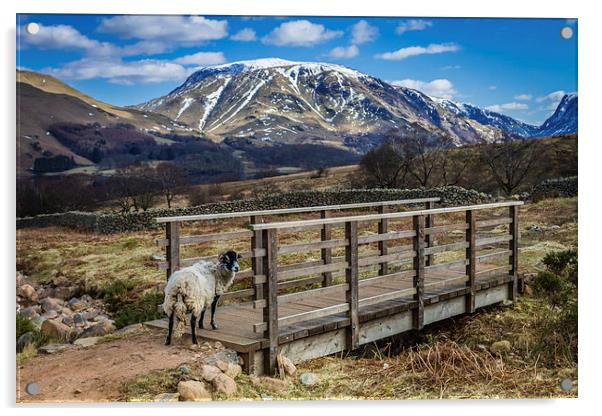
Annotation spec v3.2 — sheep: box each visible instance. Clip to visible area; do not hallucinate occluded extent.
[162,251,241,345]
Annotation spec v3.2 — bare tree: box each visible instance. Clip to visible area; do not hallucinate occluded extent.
[439,145,470,186]
[404,133,454,188]
[358,130,414,188]
[480,139,542,196]
[154,162,187,208]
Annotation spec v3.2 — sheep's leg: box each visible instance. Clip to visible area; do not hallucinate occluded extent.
[210,295,220,330]
[165,312,174,346]
[190,314,198,345]
[199,308,206,329]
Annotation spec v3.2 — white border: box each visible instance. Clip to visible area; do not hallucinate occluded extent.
[2,1,599,415]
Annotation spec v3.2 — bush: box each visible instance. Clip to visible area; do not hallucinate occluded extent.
[111,292,164,329]
[16,314,35,340]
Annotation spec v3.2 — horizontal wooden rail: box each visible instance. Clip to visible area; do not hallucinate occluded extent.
[425,259,468,272]
[278,261,348,280]
[155,197,441,223]
[358,251,416,267]
[249,201,524,231]
[277,238,348,255]
[476,250,512,263]
[424,241,469,255]
[476,235,512,247]
[476,217,512,228]
[254,302,350,332]
[156,230,254,247]
[424,223,468,235]
[357,230,416,244]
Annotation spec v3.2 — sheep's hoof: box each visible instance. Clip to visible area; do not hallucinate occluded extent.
[211,322,218,330]
[192,338,198,345]
[164,339,171,346]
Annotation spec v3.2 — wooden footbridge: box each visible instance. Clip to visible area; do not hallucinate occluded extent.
[147,197,522,375]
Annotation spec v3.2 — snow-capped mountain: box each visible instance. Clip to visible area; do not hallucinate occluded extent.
[137,58,507,147]
[534,93,578,137]
[137,58,577,148]
[431,98,539,137]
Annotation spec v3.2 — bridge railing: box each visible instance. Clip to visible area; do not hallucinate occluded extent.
[248,200,523,374]
[155,197,440,303]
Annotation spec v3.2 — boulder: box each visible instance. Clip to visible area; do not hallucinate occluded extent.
[40,297,63,313]
[30,316,44,330]
[54,286,78,300]
[73,313,85,325]
[19,307,39,320]
[280,355,297,376]
[81,310,100,321]
[38,343,70,354]
[17,332,35,352]
[115,323,143,335]
[299,372,319,386]
[62,315,75,326]
[17,284,38,304]
[41,310,58,320]
[490,340,512,355]
[78,321,116,338]
[201,349,239,367]
[224,363,242,379]
[154,393,180,402]
[41,319,71,342]
[261,377,289,392]
[198,364,222,382]
[68,297,86,311]
[73,337,99,348]
[177,380,211,401]
[216,360,229,372]
[212,373,237,396]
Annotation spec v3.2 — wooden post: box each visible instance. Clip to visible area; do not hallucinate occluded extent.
[345,221,359,350]
[378,205,388,276]
[166,221,180,280]
[412,215,425,330]
[320,210,332,287]
[250,215,264,300]
[262,228,279,375]
[425,200,435,267]
[509,205,519,301]
[465,210,476,313]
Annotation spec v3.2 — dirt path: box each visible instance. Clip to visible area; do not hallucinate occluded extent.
[17,327,216,403]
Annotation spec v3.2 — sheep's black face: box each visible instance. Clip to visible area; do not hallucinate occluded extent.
[219,251,241,272]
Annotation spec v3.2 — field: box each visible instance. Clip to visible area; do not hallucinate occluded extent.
[16,195,577,401]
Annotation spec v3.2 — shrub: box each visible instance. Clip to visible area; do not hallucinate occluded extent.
[16,314,35,340]
[111,291,164,329]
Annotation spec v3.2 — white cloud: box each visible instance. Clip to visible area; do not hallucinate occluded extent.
[44,57,193,84]
[231,28,257,41]
[98,15,228,44]
[514,94,533,101]
[536,90,568,110]
[262,20,342,46]
[488,85,497,91]
[173,51,226,66]
[328,45,359,59]
[390,78,457,99]
[375,43,459,61]
[485,102,529,112]
[396,19,433,34]
[441,65,461,70]
[19,24,117,56]
[351,20,378,44]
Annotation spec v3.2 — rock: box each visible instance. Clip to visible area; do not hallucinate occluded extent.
[224,363,242,379]
[93,314,109,322]
[16,271,25,287]
[38,343,70,354]
[299,372,319,386]
[201,349,239,367]
[30,316,44,330]
[115,323,143,335]
[73,313,85,325]
[177,380,211,401]
[40,298,63,313]
[62,315,75,326]
[212,373,237,396]
[261,377,288,392]
[178,365,191,375]
[198,365,222,382]
[52,274,69,287]
[17,284,38,304]
[17,332,35,352]
[280,356,297,376]
[68,297,86,311]
[151,254,166,262]
[19,307,39,320]
[78,321,115,338]
[80,294,93,303]
[41,310,58,320]
[490,340,512,355]
[154,393,180,402]
[54,286,78,300]
[73,337,99,348]
[81,310,100,321]
[216,360,229,372]
[41,319,71,342]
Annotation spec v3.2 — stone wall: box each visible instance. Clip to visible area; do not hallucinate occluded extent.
[17,186,492,234]
[531,177,577,202]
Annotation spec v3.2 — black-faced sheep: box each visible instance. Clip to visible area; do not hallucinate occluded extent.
[162,251,241,345]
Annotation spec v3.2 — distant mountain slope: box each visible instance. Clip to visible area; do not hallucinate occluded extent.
[16,70,193,175]
[136,58,506,146]
[534,93,578,137]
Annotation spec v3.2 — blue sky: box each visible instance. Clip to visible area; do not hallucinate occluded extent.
[16,15,577,125]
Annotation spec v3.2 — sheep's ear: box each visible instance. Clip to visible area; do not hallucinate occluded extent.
[218,253,226,263]
[237,253,243,260]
